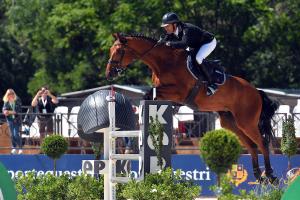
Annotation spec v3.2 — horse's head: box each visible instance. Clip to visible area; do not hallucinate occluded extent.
[106,33,136,80]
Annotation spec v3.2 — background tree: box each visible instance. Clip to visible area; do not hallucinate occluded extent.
[0,1,36,104]
[0,0,299,101]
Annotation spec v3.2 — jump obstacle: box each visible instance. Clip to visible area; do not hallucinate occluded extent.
[78,89,173,200]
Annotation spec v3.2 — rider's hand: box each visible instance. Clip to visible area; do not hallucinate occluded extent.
[157,38,164,44]
[165,41,171,46]
[157,34,166,45]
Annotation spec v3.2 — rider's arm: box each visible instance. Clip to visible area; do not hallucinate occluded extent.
[167,30,188,49]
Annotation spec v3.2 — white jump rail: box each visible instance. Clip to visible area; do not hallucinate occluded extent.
[105,91,144,200]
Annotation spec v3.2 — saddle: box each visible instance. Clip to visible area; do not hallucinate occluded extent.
[186,54,226,85]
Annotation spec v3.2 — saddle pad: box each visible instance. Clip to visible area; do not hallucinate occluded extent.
[186,56,226,85]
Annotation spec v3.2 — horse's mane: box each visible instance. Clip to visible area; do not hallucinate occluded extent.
[119,32,158,43]
[119,32,185,57]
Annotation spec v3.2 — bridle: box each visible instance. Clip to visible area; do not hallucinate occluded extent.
[107,43,127,77]
[107,40,158,79]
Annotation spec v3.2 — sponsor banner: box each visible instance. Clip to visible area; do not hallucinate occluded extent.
[0,154,300,196]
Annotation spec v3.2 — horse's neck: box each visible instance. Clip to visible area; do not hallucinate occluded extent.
[130,40,183,74]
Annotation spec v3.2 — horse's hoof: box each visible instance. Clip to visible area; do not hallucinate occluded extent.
[268,176,279,185]
[258,176,268,184]
[259,175,279,185]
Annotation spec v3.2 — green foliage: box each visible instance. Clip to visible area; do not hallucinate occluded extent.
[244,0,300,88]
[281,116,298,170]
[41,134,68,174]
[210,174,284,200]
[1,0,300,98]
[91,142,103,160]
[0,6,36,103]
[66,174,104,200]
[148,116,164,169]
[199,129,242,177]
[41,135,68,160]
[121,168,201,200]
[15,172,104,200]
[281,117,298,157]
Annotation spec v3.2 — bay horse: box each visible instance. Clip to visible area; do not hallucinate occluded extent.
[106,33,279,183]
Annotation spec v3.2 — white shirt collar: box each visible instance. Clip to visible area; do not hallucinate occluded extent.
[174,26,179,36]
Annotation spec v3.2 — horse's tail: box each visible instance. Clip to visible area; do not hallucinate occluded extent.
[258,90,279,147]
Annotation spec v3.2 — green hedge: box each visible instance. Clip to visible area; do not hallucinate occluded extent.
[15,172,104,200]
[122,168,201,200]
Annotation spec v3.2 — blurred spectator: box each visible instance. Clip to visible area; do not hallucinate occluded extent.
[2,89,23,154]
[31,86,58,144]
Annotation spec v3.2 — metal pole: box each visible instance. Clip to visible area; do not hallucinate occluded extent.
[107,87,116,200]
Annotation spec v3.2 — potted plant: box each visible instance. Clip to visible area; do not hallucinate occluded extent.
[41,134,68,175]
[199,129,242,186]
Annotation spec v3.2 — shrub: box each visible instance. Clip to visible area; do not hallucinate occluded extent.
[281,116,298,170]
[15,172,104,200]
[66,175,104,200]
[148,116,164,169]
[199,129,242,185]
[15,172,71,200]
[211,174,284,200]
[41,135,68,175]
[121,168,201,200]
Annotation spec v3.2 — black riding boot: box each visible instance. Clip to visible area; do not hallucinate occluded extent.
[200,64,218,96]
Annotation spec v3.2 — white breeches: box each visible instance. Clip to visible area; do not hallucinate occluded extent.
[196,38,217,64]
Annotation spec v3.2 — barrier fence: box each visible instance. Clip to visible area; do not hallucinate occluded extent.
[80,90,173,200]
[0,110,300,153]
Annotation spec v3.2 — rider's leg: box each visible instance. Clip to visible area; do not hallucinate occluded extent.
[196,38,218,96]
[196,38,217,64]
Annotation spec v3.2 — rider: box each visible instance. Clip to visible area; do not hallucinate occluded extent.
[159,12,218,96]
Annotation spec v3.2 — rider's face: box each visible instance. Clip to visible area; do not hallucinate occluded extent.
[163,23,176,34]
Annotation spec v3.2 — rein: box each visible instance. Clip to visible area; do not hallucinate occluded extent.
[108,41,159,66]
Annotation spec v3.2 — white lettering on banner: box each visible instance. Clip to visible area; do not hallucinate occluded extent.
[147,132,169,150]
[149,105,167,124]
[178,167,211,181]
[138,130,143,150]
[130,171,138,178]
[138,105,144,125]
[6,168,211,182]
[7,169,83,179]
[129,168,211,181]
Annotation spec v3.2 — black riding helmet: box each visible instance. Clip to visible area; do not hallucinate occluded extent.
[161,12,180,27]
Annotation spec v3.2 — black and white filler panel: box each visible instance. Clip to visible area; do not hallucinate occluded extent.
[140,100,172,174]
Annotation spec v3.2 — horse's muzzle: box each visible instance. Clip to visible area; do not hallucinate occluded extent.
[106,66,125,81]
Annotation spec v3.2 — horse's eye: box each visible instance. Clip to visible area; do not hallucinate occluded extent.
[116,48,122,53]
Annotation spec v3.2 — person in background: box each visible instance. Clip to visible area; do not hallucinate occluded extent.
[2,89,23,154]
[31,86,58,144]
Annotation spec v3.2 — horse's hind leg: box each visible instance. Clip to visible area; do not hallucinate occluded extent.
[218,111,262,180]
[234,114,277,183]
[240,126,277,183]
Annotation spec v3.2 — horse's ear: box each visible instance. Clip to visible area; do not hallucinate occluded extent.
[112,33,127,44]
[112,33,118,40]
[118,34,127,44]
